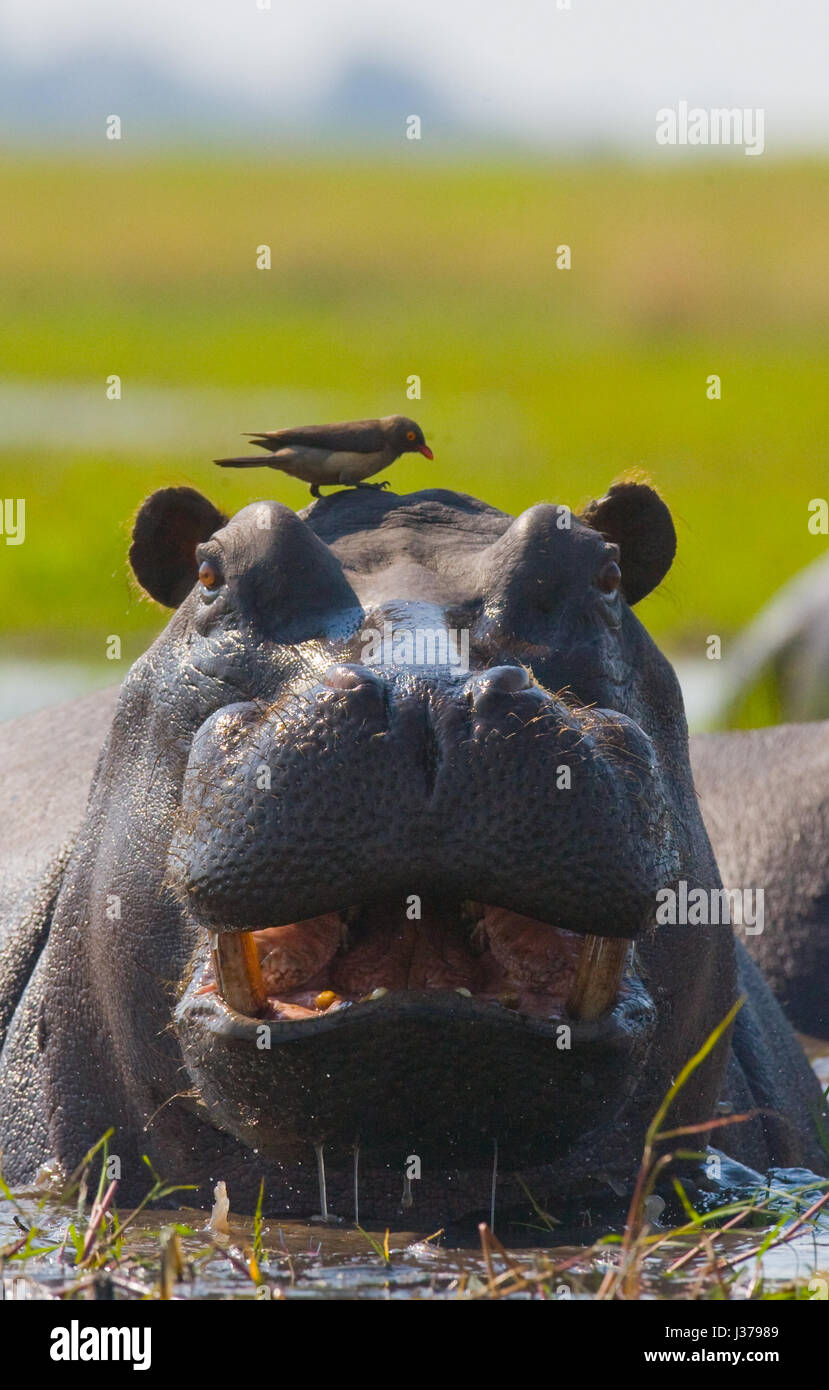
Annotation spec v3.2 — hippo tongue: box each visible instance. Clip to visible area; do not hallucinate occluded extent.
[330,902,493,995]
[208,899,630,1023]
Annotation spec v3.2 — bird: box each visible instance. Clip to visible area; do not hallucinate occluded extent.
[214,415,434,498]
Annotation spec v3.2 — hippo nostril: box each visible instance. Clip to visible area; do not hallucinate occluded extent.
[320,663,387,725]
[472,665,532,703]
[322,663,379,692]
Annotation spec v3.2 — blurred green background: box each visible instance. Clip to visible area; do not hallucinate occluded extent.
[2,152,828,717]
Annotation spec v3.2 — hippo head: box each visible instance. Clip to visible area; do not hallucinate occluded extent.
[69,483,729,1219]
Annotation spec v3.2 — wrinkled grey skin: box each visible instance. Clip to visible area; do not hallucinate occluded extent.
[692,723,829,1038]
[0,484,826,1226]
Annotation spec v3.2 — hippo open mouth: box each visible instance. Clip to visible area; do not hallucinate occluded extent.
[175,817,659,1177]
[200,900,632,1025]
[177,889,655,1170]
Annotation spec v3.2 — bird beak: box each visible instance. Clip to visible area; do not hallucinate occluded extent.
[417,445,434,460]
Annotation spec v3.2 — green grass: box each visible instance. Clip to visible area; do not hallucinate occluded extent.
[3,153,828,653]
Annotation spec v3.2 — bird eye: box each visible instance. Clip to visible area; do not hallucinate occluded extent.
[406,430,416,441]
[596,560,622,596]
[198,559,221,591]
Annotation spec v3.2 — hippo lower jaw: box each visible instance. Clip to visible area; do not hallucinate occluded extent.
[174,901,656,1170]
[203,898,633,1026]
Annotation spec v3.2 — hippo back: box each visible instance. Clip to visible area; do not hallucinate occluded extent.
[0,687,119,1044]
[691,722,829,1037]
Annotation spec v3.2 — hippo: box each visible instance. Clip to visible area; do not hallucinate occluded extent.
[0,482,826,1226]
[692,722,829,1040]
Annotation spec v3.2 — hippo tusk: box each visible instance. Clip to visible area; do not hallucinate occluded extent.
[210,931,266,1017]
[566,936,630,1021]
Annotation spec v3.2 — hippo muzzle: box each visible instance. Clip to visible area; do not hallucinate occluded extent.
[171,657,673,1167]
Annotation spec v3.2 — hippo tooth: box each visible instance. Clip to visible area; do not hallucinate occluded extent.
[361,987,389,1002]
[460,899,486,925]
[566,935,629,1021]
[211,931,266,1017]
[468,919,488,956]
[339,907,361,951]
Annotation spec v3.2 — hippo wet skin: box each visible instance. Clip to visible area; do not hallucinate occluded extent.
[1,483,826,1225]
[691,723,829,1040]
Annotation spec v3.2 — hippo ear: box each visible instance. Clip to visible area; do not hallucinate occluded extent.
[130,488,227,607]
[580,482,676,605]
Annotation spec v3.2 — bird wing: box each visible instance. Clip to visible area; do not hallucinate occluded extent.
[245,419,386,453]
[215,447,341,482]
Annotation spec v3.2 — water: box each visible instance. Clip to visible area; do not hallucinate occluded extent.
[2,1147,827,1301]
[0,657,116,723]
[0,380,326,456]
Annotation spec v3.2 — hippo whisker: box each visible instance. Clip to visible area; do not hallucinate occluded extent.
[142,1089,201,1132]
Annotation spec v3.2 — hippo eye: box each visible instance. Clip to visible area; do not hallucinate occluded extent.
[406,430,416,441]
[596,560,622,596]
[198,559,222,591]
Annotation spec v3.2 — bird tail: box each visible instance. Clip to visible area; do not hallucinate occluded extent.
[213,455,270,469]
[243,434,280,453]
